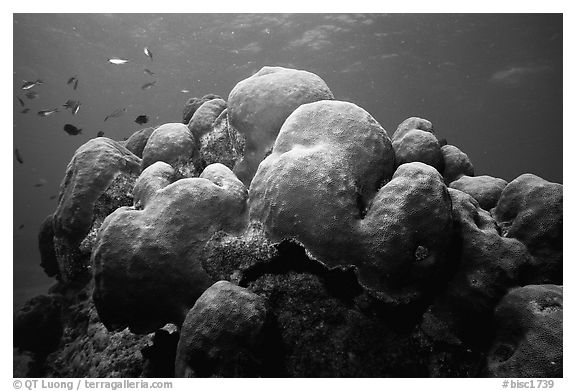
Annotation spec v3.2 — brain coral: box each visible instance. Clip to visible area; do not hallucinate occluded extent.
[52,138,142,283]
[183,94,222,125]
[132,161,178,209]
[92,163,248,334]
[141,123,200,177]
[486,284,562,378]
[449,175,508,211]
[53,138,141,246]
[249,100,452,303]
[227,66,334,185]
[174,281,269,377]
[492,174,562,283]
[187,98,227,140]
[125,126,156,158]
[441,145,474,183]
[393,117,435,141]
[392,117,443,171]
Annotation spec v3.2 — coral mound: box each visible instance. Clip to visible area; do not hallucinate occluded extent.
[392,117,444,172]
[449,175,507,211]
[20,66,562,378]
[486,285,562,378]
[228,66,334,185]
[92,163,248,334]
[141,123,200,177]
[492,174,562,283]
[51,138,142,284]
[249,100,452,304]
[175,281,270,377]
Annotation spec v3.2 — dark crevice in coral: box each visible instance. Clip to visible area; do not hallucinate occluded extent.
[238,239,364,303]
[141,326,180,377]
[256,313,288,377]
[38,215,59,279]
[356,191,368,219]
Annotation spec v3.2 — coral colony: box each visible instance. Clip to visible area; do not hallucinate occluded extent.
[14,66,562,378]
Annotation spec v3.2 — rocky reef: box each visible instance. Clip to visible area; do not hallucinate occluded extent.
[15,66,562,378]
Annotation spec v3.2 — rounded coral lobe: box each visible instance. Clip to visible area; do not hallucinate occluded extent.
[227,66,335,185]
[249,100,451,304]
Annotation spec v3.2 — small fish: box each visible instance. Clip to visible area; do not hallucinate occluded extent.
[67,76,79,90]
[21,79,43,90]
[141,81,156,90]
[180,89,190,94]
[134,115,149,125]
[63,99,76,108]
[104,108,126,121]
[63,100,81,115]
[20,108,30,114]
[19,224,24,230]
[38,108,59,117]
[49,195,58,200]
[438,137,448,147]
[25,91,39,100]
[144,68,155,76]
[144,47,153,61]
[17,97,25,107]
[14,148,24,164]
[34,179,47,187]
[96,131,105,137]
[107,57,129,65]
[63,124,82,135]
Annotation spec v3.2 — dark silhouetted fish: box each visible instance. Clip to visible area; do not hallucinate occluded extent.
[141,81,156,90]
[63,124,82,135]
[17,97,25,107]
[438,137,448,147]
[97,131,105,137]
[49,195,57,200]
[14,148,24,164]
[63,99,76,108]
[20,108,30,114]
[63,100,81,115]
[21,79,43,90]
[67,76,79,90]
[144,68,155,76]
[19,224,24,230]
[104,108,126,121]
[34,179,47,187]
[38,108,59,117]
[134,115,149,125]
[144,47,153,61]
[107,57,129,65]
[25,91,39,100]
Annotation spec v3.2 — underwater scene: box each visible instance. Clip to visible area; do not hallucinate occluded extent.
[13,14,562,378]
